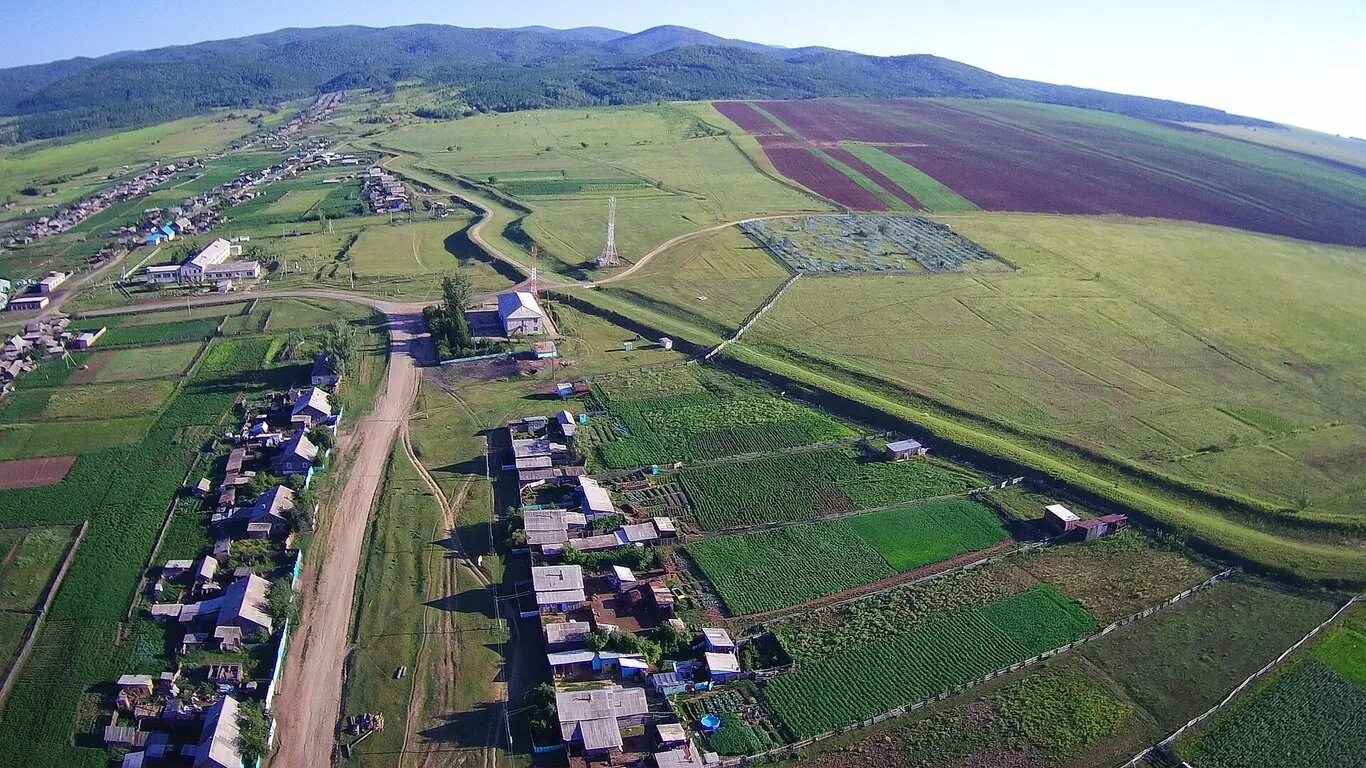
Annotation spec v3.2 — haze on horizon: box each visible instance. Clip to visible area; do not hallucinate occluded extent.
[0,0,1361,137]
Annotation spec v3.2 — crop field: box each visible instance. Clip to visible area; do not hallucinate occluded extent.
[837,143,978,212]
[755,135,889,211]
[72,342,202,383]
[678,447,984,530]
[686,499,1008,615]
[267,188,330,217]
[764,586,1097,738]
[740,215,1004,274]
[498,176,653,197]
[40,380,178,421]
[1175,607,1366,768]
[0,418,155,460]
[1180,659,1366,768]
[368,102,829,277]
[740,99,1366,248]
[745,214,1366,576]
[587,369,855,470]
[100,318,221,346]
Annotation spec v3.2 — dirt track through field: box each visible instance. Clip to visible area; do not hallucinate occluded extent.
[270,311,429,767]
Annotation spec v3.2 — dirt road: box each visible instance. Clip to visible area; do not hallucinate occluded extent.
[270,311,430,767]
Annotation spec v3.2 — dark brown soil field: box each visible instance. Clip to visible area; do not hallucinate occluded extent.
[713,101,781,134]
[739,98,1366,247]
[66,355,109,385]
[757,135,888,211]
[0,457,77,490]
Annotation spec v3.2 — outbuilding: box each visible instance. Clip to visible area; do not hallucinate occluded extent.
[885,439,928,460]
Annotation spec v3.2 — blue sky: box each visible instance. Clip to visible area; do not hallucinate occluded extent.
[0,0,1362,136]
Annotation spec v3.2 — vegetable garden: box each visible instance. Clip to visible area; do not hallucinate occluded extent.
[763,586,1098,737]
[739,215,1003,274]
[586,371,855,470]
[685,499,1009,615]
[678,447,983,530]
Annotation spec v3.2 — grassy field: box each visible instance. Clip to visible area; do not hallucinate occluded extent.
[365,102,830,278]
[79,343,203,383]
[687,498,1009,615]
[0,527,76,611]
[0,111,267,215]
[1183,122,1366,171]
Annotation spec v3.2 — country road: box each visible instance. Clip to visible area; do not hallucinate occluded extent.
[269,310,430,768]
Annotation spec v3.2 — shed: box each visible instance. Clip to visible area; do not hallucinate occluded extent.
[885,439,928,460]
[655,722,688,748]
[701,628,735,653]
[1043,504,1080,534]
[578,476,616,520]
[705,652,741,682]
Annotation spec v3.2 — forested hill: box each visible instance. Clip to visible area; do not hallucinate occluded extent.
[0,23,1270,143]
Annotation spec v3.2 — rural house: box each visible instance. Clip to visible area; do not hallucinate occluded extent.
[289,386,333,427]
[213,573,274,639]
[193,696,242,768]
[497,291,546,336]
[246,485,295,538]
[578,476,617,520]
[885,438,928,460]
[310,355,341,388]
[555,685,650,759]
[272,432,319,477]
[532,564,588,614]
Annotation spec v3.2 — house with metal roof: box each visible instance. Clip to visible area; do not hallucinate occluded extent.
[193,695,242,768]
[272,432,319,477]
[555,685,649,758]
[246,485,294,538]
[290,386,333,427]
[578,476,616,520]
[497,291,545,336]
[885,438,928,460]
[531,565,587,613]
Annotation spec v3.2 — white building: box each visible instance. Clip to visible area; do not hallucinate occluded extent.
[144,238,261,285]
[497,291,545,336]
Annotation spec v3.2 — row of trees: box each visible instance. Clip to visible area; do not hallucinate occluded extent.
[423,273,504,360]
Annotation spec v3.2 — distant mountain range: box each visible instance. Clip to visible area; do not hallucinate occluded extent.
[0,23,1272,144]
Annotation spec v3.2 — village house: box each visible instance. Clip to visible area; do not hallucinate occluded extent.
[555,685,650,760]
[194,696,243,768]
[5,294,49,312]
[272,432,319,477]
[497,291,546,336]
[578,476,617,521]
[885,438,929,460]
[36,271,68,293]
[289,386,334,428]
[310,354,341,388]
[532,564,588,614]
[245,485,295,538]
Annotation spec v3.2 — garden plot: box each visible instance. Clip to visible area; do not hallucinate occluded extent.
[677,447,984,530]
[0,457,77,490]
[585,367,855,470]
[740,214,1005,274]
[685,499,1010,615]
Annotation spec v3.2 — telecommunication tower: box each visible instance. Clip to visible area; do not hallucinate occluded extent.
[596,197,618,268]
[528,245,540,298]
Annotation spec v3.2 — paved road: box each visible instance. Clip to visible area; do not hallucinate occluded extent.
[270,310,430,767]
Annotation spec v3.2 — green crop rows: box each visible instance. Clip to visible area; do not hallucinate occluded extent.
[1181,660,1366,768]
[590,387,853,470]
[687,523,895,615]
[679,447,983,530]
[686,499,1008,615]
[764,586,1098,737]
[100,318,221,347]
[772,565,1029,662]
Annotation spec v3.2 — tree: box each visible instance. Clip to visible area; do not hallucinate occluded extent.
[318,320,358,376]
[442,273,474,313]
[237,701,270,764]
[266,577,299,627]
[246,472,285,501]
[308,426,336,452]
[525,684,559,744]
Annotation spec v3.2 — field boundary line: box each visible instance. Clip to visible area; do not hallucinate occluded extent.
[0,521,87,715]
[719,569,1234,766]
[1117,592,1365,768]
[703,273,801,361]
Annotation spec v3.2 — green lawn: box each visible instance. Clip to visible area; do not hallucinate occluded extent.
[83,343,203,383]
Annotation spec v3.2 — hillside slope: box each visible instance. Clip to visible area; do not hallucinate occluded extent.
[0,23,1270,143]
